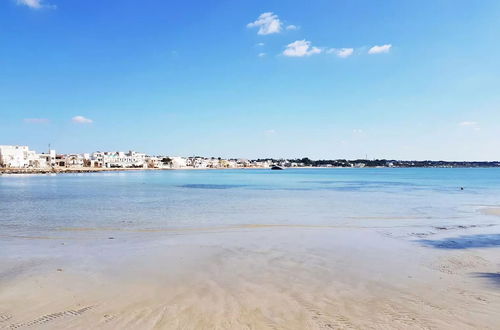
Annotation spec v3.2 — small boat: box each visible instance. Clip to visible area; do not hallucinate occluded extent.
[271,165,284,170]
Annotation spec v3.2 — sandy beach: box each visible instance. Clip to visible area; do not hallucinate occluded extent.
[481,207,500,217]
[1,223,499,329]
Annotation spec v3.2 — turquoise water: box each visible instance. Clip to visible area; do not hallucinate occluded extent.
[1,168,500,238]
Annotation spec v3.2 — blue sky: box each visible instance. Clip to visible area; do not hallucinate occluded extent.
[1,0,500,160]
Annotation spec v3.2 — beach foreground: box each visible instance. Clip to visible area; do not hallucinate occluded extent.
[1,169,499,329]
[1,225,499,329]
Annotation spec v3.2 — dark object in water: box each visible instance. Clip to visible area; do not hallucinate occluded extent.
[271,165,284,170]
[460,187,464,190]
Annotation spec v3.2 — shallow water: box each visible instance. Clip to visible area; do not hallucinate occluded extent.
[1,168,499,235]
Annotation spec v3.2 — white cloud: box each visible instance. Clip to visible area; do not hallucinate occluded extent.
[328,48,354,58]
[459,121,478,126]
[283,40,321,57]
[16,0,55,9]
[352,129,363,134]
[368,44,392,54]
[72,116,93,124]
[247,12,283,35]
[286,25,298,30]
[459,121,480,130]
[264,129,276,135]
[256,42,265,47]
[258,52,266,57]
[24,118,49,124]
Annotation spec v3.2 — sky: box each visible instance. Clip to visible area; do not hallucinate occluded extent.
[1,0,500,160]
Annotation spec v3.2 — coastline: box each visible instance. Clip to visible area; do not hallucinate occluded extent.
[3,165,500,176]
[0,167,144,175]
[0,167,268,175]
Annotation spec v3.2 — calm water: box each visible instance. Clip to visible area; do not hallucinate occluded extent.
[1,168,500,237]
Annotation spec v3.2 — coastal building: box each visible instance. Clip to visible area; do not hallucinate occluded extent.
[236,159,251,168]
[0,145,55,168]
[38,149,56,168]
[0,145,35,168]
[146,156,169,169]
[170,156,188,168]
[59,153,87,168]
[91,151,147,168]
[207,158,220,168]
[3,145,500,171]
[153,156,173,168]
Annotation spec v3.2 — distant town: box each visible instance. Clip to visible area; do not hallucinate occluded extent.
[0,145,499,173]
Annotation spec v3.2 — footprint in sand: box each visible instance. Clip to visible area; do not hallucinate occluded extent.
[8,306,94,329]
[292,295,355,329]
[0,315,12,323]
[380,305,430,330]
[102,314,118,323]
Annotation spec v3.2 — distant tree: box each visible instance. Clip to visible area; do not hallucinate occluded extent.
[301,157,312,165]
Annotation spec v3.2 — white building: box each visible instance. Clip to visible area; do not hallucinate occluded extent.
[170,156,188,168]
[145,156,163,168]
[59,153,87,168]
[38,149,56,168]
[0,145,55,168]
[0,145,34,168]
[91,151,147,168]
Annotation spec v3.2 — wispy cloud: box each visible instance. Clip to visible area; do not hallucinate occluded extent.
[72,116,93,124]
[256,42,265,47]
[368,44,392,54]
[264,129,276,135]
[352,129,363,134]
[283,40,321,57]
[16,0,55,10]
[286,25,299,31]
[23,118,50,124]
[328,48,354,58]
[459,121,480,130]
[247,12,283,35]
[258,53,266,57]
[459,121,478,126]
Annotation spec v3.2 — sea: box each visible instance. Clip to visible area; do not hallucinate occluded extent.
[1,168,499,238]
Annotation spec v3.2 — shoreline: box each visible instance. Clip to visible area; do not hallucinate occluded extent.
[0,167,268,175]
[2,166,500,175]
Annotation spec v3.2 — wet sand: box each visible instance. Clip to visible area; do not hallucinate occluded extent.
[481,207,500,217]
[1,225,499,329]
